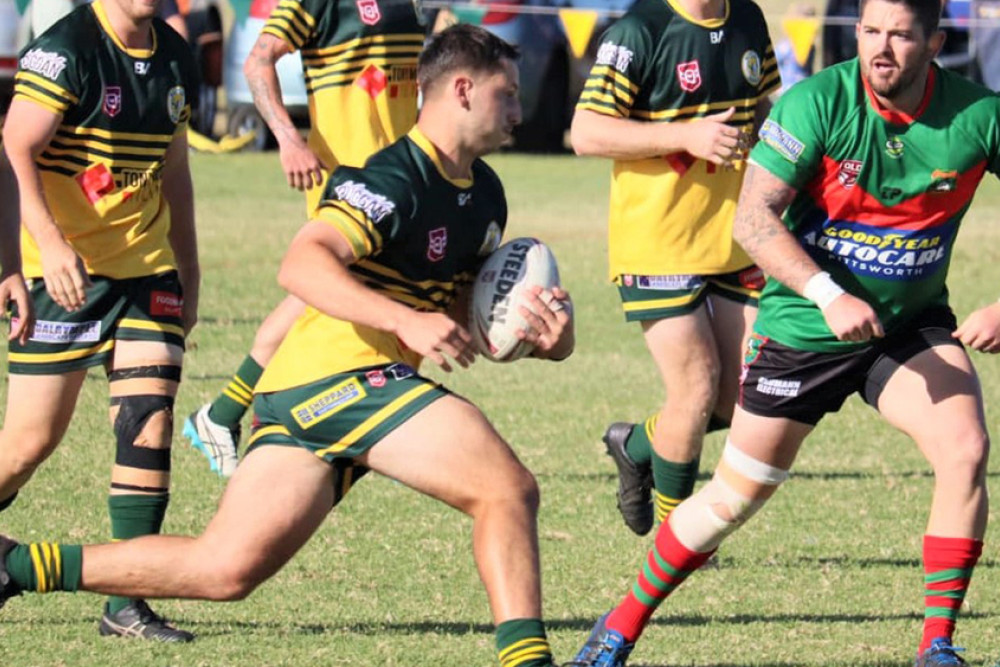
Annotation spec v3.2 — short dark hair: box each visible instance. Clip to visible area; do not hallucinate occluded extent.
[858,0,942,37]
[417,24,520,96]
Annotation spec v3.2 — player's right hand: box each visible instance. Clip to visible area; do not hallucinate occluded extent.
[39,238,90,312]
[684,107,741,165]
[278,139,328,191]
[0,271,34,344]
[395,311,475,372]
[822,293,884,342]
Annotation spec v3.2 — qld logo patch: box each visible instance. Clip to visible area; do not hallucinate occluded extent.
[427,227,448,262]
[292,378,367,429]
[676,60,702,92]
[365,370,387,388]
[102,86,122,118]
[837,160,863,188]
[356,0,381,24]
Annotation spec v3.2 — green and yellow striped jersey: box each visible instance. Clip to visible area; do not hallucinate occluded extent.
[13,0,198,279]
[577,0,780,278]
[262,0,423,215]
[257,127,507,392]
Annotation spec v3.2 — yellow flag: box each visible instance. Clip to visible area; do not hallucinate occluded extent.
[781,17,819,67]
[559,9,599,59]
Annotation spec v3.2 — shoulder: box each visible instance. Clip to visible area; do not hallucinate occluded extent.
[20,4,96,61]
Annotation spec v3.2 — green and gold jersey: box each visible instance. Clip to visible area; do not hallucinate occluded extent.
[13,0,198,279]
[262,0,423,214]
[257,127,507,392]
[576,0,779,278]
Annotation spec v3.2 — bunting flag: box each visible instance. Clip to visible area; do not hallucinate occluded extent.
[559,9,599,59]
[781,17,820,67]
[187,128,258,154]
[452,6,487,25]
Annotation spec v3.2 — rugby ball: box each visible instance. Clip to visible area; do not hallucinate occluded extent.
[470,238,561,362]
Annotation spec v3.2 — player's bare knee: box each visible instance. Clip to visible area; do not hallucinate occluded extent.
[1,431,61,476]
[931,428,990,480]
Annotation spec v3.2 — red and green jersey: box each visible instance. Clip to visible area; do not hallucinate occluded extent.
[749,59,1000,351]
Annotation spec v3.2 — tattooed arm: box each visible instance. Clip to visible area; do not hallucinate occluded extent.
[243,33,327,191]
[734,163,884,342]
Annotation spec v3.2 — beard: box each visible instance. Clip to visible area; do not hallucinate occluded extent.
[862,52,928,102]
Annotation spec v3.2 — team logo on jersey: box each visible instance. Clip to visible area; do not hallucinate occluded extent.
[427,227,448,262]
[365,370,387,388]
[837,160,864,188]
[102,86,122,118]
[478,221,502,256]
[885,136,904,158]
[741,50,762,86]
[930,169,958,193]
[676,60,702,92]
[357,0,382,25]
[167,86,186,124]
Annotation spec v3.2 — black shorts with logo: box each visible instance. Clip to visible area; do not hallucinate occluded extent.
[738,306,961,425]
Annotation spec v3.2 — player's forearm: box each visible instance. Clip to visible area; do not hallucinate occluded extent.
[570,109,688,160]
[164,170,200,299]
[243,46,299,147]
[732,164,821,295]
[5,149,63,252]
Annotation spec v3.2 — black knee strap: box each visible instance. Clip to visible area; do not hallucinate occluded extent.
[110,394,175,472]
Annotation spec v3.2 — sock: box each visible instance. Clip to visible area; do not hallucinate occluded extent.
[496,617,554,667]
[4,542,82,592]
[107,493,168,614]
[207,355,264,427]
[624,416,656,466]
[606,521,715,643]
[919,535,983,653]
[0,490,18,512]
[652,455,700,524]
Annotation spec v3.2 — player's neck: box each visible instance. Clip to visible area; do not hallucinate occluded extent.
[97,0,155,50]
[670,0,726,21]
[416,118,475,181]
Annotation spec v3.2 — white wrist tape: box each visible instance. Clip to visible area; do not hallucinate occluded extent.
[802,271,845,310]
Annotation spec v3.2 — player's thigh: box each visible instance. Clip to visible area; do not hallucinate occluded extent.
[197,445,336,581]
[642,309,718,386]
[1,371,88,452]
[727,406,813,480]
[360,394,535,513]
[707,293,758,416]
[875,341,987,468]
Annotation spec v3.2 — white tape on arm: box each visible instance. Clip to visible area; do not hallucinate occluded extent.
[802,271,845,310]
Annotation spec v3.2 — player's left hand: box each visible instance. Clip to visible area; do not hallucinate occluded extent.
[954,302,1000,352]
[518,286,574,361]
[0,271,34,345]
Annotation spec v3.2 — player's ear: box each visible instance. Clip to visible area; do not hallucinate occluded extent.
[928,29,946,59]
[454,74,474,110]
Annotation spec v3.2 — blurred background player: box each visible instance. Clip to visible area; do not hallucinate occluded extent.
[0,0,200,641]
[1,25,574,667]
[183,0,425,477]
[570,0,780,537]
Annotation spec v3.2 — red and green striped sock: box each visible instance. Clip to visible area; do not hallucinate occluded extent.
[606,520,715,642]
[920,535,983,652]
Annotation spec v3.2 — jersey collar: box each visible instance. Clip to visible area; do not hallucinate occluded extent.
[408,127,474,189]
[664,0,729,29]
[861,62,937,125]
[92,0,158,59]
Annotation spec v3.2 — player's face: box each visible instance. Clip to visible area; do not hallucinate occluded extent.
[857,0,944,103]
[109,0,161,22]
[471,59,522,153]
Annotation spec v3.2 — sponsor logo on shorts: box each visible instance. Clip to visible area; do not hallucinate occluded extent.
[292,378,367,429]
[755,377,801,397]
[150,291,182,317]
[741,50,762,86]
[760,119,804,163]
[595,41,634,74]
[356,0,381,25]
[366,370,387,388]
[30,320,101,344]
[19,48,67,80]
[800,219,953,280]
[387,363,415,380]
[676,60,702,93]
[837,160,863,188]
[102,86,122,118]
[738,266,765,290]
[427,227,448,262]
[334,180,396,223]
[635,275,700,291]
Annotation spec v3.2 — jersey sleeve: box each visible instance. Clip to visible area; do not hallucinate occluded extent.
[748,81,826,190]
[13,32,83,116]
[574,16,650,119]
[314,165,415,260]
[261,0,322,52]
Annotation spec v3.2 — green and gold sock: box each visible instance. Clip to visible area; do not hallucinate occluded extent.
[208,355,264,427]
[496,617,554,667]
[4,542,82,593]
[652,455,700,523]
[624,415,656,467]
[107,493,167,614]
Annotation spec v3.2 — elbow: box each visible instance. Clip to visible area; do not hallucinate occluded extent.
[276,259,299,296]
[569,114,596,156]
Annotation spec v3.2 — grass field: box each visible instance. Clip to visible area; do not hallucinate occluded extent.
[1,151,999,667]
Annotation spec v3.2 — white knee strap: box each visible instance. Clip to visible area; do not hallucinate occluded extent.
[722,439,789,484]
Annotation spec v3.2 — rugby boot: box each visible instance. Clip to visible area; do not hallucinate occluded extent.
[603,422,654,535]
